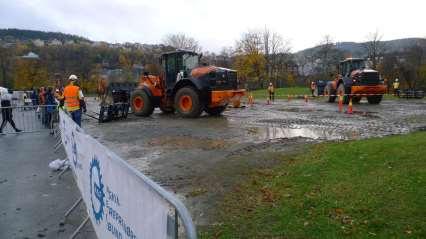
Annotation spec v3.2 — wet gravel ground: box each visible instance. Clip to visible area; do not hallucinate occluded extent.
[83,97,426,226]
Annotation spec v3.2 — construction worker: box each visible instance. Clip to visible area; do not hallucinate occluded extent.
[0,88,22,134]
[393,78,400,97]
[61,75,84,126]
[310,81,316,97]
[267,82,275,102]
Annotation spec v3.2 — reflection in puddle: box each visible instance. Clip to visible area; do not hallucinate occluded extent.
[262,124,344,140]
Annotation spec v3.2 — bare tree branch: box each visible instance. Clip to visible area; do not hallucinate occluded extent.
[363,30,386,69]
[162,33,202,53]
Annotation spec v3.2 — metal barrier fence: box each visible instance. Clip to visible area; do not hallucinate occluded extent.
[0,105,58,134]
[53,110,197,239]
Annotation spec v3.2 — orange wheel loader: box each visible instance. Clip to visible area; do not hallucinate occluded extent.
[324,58,386,104]
[130,50,245,118]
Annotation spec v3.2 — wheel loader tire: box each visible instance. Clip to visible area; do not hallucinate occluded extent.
[337,84,350,104]
[351,96,361,104]
[131,89,154,117]
[175,87,203,118]
[123,103,129,118]
[324,85,336,103]
[367,95,383,104]
[206,104,227,116]
[99,106,106,123]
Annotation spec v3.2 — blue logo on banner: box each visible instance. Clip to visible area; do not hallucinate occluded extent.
[71,131,78,167]
[90,157,105,224]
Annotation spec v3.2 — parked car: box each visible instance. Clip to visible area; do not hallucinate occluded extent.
[400,89,424,99]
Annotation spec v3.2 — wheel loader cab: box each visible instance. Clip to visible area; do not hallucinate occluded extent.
[161,50,200,94]
[339,58,366,77]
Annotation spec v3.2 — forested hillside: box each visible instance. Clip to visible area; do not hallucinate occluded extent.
[0,28,90,43]
[1,28,426,92]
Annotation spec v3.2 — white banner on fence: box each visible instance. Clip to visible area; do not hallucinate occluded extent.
[59,110,170,239]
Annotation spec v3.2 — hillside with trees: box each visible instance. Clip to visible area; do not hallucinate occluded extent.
[1,28,426,93]
[0,28,90,43]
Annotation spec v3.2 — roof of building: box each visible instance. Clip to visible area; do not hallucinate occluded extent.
[21,52,40,59]
[341,58,364,63]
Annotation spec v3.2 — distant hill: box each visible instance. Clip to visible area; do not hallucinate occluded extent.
[296,38,426,59]
[0,28,91,43]
[3,28,425,58]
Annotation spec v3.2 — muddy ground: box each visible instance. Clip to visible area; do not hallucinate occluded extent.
[83,97,426,227]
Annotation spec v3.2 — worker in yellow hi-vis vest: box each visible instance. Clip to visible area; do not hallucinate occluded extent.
[393,78,400,97]
[267,82,275,102]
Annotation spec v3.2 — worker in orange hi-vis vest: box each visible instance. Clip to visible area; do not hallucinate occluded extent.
[61,75,84,126]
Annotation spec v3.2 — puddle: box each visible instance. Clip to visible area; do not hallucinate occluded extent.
[261,124,344,140]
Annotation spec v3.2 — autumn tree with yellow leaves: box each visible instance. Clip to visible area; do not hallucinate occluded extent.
[233,28,294,89]
[13,58,49,90]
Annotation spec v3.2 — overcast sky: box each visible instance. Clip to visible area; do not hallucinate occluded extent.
[0,0,424,52]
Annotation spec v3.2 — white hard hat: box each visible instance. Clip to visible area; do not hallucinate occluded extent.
[68,74,78,80]
[0,87,8,95]
[395,78,399,82]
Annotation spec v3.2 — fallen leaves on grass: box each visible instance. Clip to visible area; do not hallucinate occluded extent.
[260,187,278,203]
[187,188,208,197]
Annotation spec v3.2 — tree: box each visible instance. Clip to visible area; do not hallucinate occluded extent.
[317,35,334,76]
[363,30,386,69]
[0,46,13,88]
[13,58,48,90]
[418,64,426,90]
[399,43,424,88]
[202,49,234,68]
[312,35,343,80]
[162,33,202,53]
[378,52,399,89]
[234,30,266,87]
[263,27,291,85]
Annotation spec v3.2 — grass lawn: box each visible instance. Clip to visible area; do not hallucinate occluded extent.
[249,87,311,100]
[247,87,416,102]
[200,132,426,238]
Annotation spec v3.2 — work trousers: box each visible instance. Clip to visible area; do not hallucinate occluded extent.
[70,109,82,127]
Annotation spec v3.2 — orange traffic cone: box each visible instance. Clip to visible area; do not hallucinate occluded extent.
[249,94,254,106]
[338,95,343,113]
[304,95,308,103]
[347,98,353,114]
[288,95,291,102]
